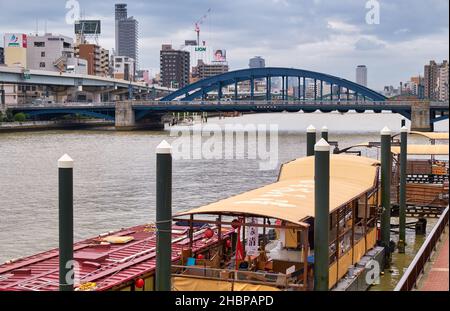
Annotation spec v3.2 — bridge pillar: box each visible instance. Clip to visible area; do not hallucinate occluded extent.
[93,92,102,103]
[411,101,432,132]
[115,101,136,130]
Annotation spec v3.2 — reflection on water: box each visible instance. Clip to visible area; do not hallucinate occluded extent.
[0,112,448,276]
[368,219,435,291]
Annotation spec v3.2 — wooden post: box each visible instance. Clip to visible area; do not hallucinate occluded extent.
[58,154,74,292]
[398,126,408,253]
[314,138,330,291]
[307,125,316,157]
[155,140,172,292]
[321,126,329,142]
[380,127,392,267]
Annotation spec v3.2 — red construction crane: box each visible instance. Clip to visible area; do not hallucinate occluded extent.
[195,8,211,46]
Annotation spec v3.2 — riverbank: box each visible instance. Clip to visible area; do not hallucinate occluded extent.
[0,120,114,133]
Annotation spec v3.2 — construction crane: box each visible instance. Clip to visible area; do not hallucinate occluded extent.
[194,8,211,46]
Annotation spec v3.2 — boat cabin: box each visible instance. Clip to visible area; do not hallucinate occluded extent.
[391,143,449,213]
[172,155,381,291]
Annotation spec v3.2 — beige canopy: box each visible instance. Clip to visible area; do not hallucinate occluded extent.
[177,155,380,226]
[410,131,449,141]
[391,144,449,156]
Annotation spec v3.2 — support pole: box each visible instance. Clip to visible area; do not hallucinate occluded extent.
[380,127,392,266]
[250,77,255,100]
[286,77,289,101]
[307,125,317,157]
[321,126,329,142]
[314,139,330,291]
[398,126,408,253]
[401,118,406,128]
[58,154,74,292]
[156,140,173,291]
[302,77,306,100]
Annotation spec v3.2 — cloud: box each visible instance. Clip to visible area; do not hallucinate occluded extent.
[354,37,386,50]
[0,0,448,90]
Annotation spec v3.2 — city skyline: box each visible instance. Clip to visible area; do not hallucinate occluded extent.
[0,0,448,90]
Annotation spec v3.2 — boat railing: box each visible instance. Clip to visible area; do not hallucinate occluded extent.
[394,205,449,291]
[171,265,306,291]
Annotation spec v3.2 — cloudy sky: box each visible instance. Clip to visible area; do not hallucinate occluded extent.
[0,0,448,90]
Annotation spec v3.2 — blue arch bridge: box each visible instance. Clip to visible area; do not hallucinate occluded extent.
[7,67,449,132]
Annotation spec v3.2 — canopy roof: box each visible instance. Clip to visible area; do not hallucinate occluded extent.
[177,155,380,227]
[410,131,449,141]
[391,144,449,156]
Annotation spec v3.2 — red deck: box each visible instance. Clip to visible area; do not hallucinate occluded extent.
[420,235,449,291]
[0,224,233,291]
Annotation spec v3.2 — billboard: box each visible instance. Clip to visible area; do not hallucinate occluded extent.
[74,20,101,35]
[182,45,213,67]
[4,33,27,48]
[213,49,227,62]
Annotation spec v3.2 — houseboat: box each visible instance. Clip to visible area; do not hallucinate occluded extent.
[171,155,381,291]
[0,154,383,291]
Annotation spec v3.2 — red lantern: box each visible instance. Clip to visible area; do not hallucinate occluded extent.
[225,239,232,248]
[197,254,204,260]
[204,228,214,239]
[135,278,145,289]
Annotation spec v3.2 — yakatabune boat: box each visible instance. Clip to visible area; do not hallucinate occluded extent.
[0,153,385,291]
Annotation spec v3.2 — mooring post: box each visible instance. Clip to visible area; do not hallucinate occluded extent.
[314,139,330,291]
[307,125,317,157]
[398,126,408,253]
[321,126,329,142]
[58,154,74,291]
[156,140,173,291]
[401,118,406,128]
[380,127,392,266]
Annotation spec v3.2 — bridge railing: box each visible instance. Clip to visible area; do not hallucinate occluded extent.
[8,102,117,109]
[394,205,449,291]
[130,100,409,107]
[7,100,449,109]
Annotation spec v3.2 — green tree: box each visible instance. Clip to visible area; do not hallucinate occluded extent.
[14,113,27,122]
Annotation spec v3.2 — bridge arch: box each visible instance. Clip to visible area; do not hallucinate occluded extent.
[161,67,387,102]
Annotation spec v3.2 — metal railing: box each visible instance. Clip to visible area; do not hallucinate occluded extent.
[7,100,449,110]
[130,100,418,107]
[394,205,449,291]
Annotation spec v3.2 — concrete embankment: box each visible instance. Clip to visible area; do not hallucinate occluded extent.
[0,120,114,133]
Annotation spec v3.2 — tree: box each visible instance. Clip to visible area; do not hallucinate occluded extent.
[13,113,27,122]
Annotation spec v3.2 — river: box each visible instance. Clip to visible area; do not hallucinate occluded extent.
[0,112,448,290]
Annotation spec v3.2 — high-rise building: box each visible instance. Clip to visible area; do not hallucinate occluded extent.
[0,47,4,64]
[249,56,265,69]
[438,61,449,101]
[26,33,87,73]
[356,65,367,87]
[424,60,448,101]
[160,44,190,89]
[192,60,228,82]
[115,4,139,68]
[75,44,109,76]
[424,60,438,100]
